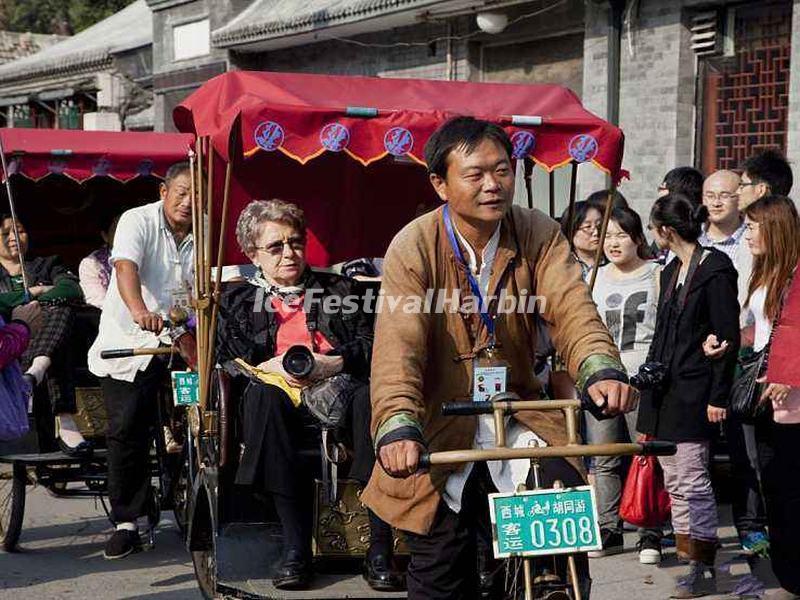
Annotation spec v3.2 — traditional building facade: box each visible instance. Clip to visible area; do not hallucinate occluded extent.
[144,0,799,216]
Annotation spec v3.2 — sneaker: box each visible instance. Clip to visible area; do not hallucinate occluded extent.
[671,561,717,598]
[741,531,770,557]
[104,528,142,560]
[637,537,662,564]
[587,529,624,558]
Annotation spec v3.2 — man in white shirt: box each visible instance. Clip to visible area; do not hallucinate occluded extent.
[88,162,193,559]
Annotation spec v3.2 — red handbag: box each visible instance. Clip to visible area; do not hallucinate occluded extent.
[619,437,672,528]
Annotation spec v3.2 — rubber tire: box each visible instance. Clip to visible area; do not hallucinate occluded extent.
[171,449,190,535]
[192,548,215,600]
[1,463,27,552]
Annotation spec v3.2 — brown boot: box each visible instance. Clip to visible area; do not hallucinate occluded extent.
[675,533,691,563]
[690,538,717,567]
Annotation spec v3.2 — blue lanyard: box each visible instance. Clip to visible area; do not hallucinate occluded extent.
[443,205,496,340]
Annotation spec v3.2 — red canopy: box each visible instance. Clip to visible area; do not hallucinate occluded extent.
[0,128,194,182]
[174,71,625,181]
[174,71,626,266]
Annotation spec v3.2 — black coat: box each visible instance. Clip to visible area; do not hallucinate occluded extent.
[215,269,376,486]
[636,248,740,442]
[216,269,375,379]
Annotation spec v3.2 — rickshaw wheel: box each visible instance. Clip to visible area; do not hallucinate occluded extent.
[46,481,68,497]
[192,548,216,600]
[0,463,27,552]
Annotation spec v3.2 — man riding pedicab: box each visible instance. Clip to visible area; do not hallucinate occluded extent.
[88,162,194,559]
[360,117,639,599]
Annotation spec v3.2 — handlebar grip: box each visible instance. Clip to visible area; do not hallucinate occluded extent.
[640,441,677,456]
[441,402,494,416]
[100,349,135,359]
[417,453,431,470]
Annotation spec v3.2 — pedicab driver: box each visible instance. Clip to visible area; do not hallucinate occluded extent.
[360,117,638,599]
[88,162,194,560]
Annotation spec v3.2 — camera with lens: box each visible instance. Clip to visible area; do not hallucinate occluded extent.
[630,361,668,391]
[282,345,315,379]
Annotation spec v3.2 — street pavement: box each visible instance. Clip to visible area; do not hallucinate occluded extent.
[0,486,784,599]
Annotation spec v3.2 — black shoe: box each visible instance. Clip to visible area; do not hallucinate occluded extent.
[273,548,313,590]
[58,437,94,458]
[587,529,624,558]
[363,552,405,592]
[636,536,663,564]
[104,529,142,560]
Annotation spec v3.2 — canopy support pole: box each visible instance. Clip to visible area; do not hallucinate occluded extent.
[0,136,30,298]
[203,160,232,409]
[548,170,555,219]
[588,186,615,291]
[525,158,533,210]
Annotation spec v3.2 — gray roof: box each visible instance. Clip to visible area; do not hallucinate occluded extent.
[0,31,66,65]
[212,0,445,48]
[0,0,152,84]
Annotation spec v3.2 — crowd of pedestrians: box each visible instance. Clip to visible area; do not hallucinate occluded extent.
[561,149,800,599]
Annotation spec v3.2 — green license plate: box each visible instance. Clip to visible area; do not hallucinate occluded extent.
[489,485,602,558]
[171,370,199,406]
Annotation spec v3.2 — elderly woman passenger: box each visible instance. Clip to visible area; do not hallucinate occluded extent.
[216,199,402,592]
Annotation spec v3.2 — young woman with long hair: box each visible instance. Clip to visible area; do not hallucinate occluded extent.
[588,207,663,563]
[742,195,800,598]
[637,193,740,598]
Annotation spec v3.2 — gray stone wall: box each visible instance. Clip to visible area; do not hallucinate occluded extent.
[614,0,695,218]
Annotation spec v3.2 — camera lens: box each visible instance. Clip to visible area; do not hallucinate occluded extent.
[282,345,315,378]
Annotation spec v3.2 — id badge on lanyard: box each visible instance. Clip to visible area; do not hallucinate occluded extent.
[473,351,508,403]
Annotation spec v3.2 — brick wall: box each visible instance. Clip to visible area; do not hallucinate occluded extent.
[614,0,695,218]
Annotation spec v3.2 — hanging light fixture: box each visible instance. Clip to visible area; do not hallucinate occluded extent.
[476,12,509,34]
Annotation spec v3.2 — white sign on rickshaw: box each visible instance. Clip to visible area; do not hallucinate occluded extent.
[489,485,603,558]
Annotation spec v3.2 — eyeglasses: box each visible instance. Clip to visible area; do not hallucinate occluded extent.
[703,192,739,202]
[737,181,757,190]
[577,223,601,235]
[255,236,306,256]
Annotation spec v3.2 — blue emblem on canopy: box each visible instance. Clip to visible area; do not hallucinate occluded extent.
[320,123,350,152]
[568,134,599,163]
[511,131,536,159]
[384,127,414,156]
[254,121,285,152]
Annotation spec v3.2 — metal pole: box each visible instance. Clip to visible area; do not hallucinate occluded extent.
[548,169,555,218]
[566,160,578,232]
[0,134,30,297]
[425,442,654,466]
[588,186,615,291]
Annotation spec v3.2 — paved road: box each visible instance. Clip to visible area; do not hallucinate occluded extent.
[0,486,783,599]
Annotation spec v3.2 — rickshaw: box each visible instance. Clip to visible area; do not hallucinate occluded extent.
[172,70,676,600]
[0,127,196,552]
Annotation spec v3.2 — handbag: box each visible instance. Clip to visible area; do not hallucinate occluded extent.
[0,361,31,441]
[301,373,357,429]
[619,436,671,528]
[729,347,770,419]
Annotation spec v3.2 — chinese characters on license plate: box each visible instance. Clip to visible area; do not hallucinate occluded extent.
[171,370,199,406]
[489,486,602,558]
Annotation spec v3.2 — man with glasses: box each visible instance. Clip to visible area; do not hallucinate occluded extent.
[88,162,194,560]
[700,169,769,558]
[738,149,794,210]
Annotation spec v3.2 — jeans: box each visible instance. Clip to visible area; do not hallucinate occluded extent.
[724,414,767,536]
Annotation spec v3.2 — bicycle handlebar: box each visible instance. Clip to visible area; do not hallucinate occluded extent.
[416,440,676,470]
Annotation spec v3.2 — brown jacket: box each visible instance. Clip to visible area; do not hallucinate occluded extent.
[360,205,621,535]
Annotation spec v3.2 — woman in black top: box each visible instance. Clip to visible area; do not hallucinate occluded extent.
[637,193,739,598]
